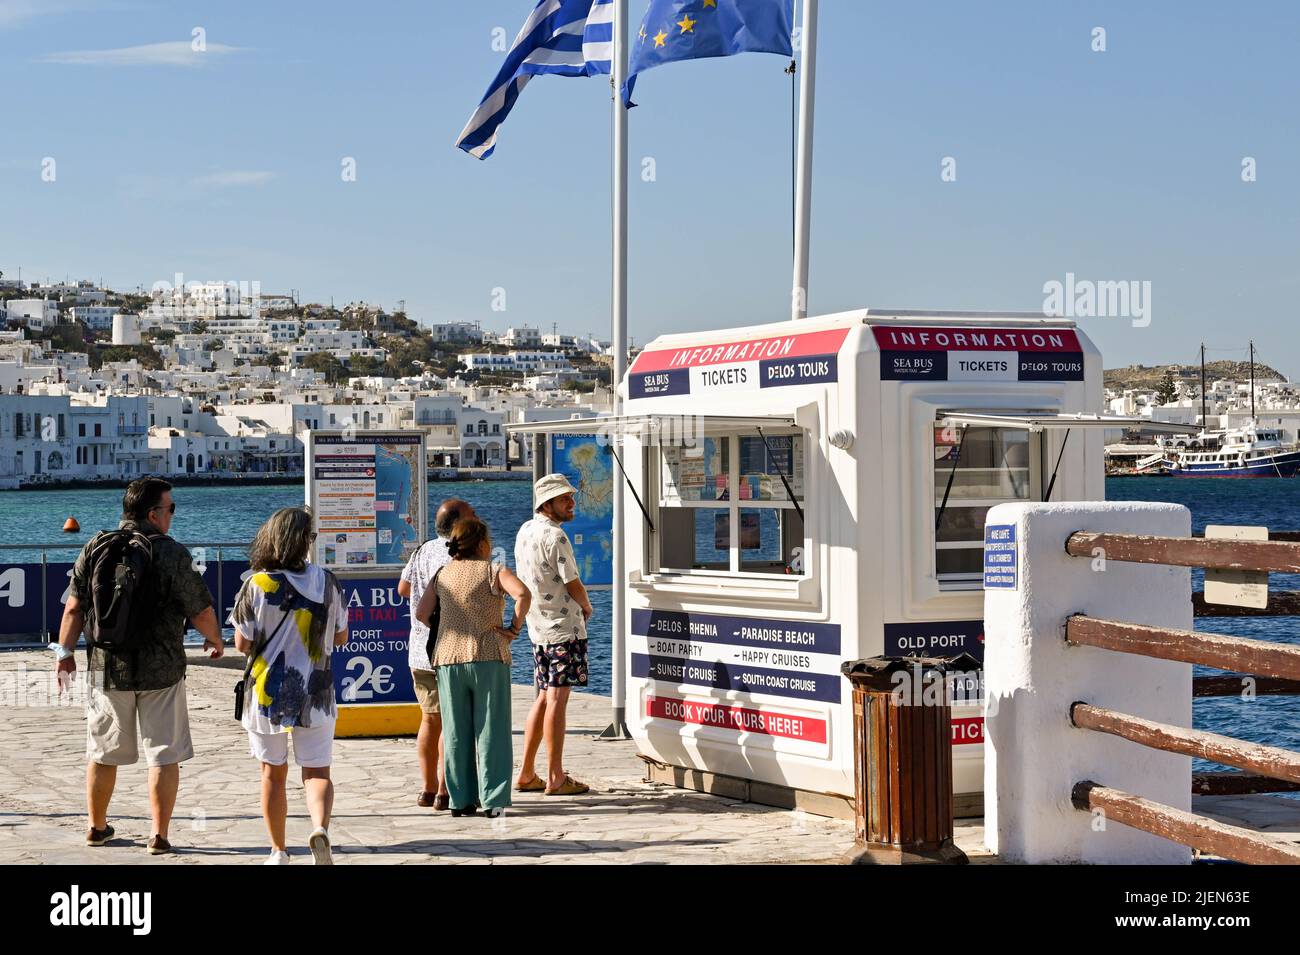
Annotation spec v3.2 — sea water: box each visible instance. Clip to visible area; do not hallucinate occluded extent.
[3,478,1298,765]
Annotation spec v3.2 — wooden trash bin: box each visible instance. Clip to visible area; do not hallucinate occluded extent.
[841,654,981,865]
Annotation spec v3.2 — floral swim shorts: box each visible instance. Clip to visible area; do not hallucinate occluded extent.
[533,639,589,691]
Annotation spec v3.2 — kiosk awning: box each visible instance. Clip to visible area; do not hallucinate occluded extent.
[504,413,799,437]
[938,412,1201,434]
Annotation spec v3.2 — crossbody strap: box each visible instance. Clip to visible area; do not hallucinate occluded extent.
[241,591,298,684]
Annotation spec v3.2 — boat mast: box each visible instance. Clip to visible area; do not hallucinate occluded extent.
[1200,342,1207,429]
[1249,340,1256,420]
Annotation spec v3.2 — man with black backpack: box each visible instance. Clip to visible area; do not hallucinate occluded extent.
[53,477,223,856]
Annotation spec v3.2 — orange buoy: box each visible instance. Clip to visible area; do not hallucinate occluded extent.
[63,517,80,533]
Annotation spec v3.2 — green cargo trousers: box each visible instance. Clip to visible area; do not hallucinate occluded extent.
[436,661,513,812]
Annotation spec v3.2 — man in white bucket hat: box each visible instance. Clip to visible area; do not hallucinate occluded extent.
[512,473,592,797]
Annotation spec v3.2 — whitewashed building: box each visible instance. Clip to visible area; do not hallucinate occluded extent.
[5,299,60,332]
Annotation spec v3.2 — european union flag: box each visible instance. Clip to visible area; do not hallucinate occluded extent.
[622,0,794,106]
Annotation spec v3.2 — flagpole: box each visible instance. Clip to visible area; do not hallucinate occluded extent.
[791,0,818,320]
[599,0,632,741]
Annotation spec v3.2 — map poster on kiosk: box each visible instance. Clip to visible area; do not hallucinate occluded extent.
[546,432,614,587]
[306,430,426,570]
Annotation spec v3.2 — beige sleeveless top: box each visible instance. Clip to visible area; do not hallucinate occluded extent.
[431,559,510,667]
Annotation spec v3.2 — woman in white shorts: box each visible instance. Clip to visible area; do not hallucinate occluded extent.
[232,506,347,865]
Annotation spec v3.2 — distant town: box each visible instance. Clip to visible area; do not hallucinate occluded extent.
[3,271,1300,487]
[0,272,616,488]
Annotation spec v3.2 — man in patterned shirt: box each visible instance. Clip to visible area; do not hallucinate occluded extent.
[513,474,592,797]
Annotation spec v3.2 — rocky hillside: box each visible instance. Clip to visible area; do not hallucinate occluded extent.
[1105,359,1286,393]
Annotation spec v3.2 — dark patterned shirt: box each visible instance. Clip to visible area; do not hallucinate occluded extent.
[70,519,213,691]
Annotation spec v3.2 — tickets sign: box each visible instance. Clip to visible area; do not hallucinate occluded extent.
[628,328,849,399]
[952,716,985,746]
[873,326,1084,382]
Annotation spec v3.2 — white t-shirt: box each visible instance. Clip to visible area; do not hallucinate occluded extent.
[401,537,452,671]
[230,564,347,734]
[514,514,586,646]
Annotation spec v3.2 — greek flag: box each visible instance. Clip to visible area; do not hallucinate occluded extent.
[456,0,614,159]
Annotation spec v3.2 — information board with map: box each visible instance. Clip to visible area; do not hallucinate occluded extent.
[549,433,614,587]
[308,431,426,570]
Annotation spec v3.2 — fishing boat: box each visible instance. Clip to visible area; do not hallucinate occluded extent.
[1159,422,1300,476]
[1158,339,1299,476]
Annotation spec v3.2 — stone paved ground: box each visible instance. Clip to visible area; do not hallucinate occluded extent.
[8,649,1297,865]
[1,649,995,865]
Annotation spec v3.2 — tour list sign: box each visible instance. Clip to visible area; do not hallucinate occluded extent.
[630,607,842,706]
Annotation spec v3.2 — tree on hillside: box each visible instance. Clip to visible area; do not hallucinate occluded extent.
[301,351,346,382]
[348,355,387,376]
[1155,369,1178,406]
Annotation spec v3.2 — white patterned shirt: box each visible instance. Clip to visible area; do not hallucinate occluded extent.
[514,514,587,646]
[401,537,452,671]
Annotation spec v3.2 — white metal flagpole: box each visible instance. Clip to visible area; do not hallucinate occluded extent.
[599,0,632,740]
[791,0,818,321]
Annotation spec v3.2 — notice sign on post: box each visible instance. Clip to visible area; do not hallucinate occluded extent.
[1204,524,1269,609]
[983,524,1017,589]
[307,431,427,570]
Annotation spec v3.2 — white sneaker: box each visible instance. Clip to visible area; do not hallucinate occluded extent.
[265,849,290,865]
[308,827,333,865]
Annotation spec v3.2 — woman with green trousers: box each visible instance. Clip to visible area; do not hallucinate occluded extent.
[416,517,530,817]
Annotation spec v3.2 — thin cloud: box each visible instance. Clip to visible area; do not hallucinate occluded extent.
[192,171,276,188]
[39,40,248,67]
[0,1,116,29]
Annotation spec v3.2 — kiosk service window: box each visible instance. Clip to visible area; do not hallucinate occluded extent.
[654,430,806,578]
[932,421,1032,586]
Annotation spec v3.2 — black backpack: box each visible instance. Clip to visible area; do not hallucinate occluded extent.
[83,528,160,654]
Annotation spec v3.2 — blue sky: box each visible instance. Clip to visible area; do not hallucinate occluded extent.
[2,1,1297,373]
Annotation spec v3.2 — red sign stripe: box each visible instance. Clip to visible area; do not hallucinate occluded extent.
[951,716,984,746]
[647,696,828,743]
[631,328,850,373]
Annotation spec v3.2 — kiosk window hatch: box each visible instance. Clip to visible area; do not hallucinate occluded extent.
[933,412,1198,587]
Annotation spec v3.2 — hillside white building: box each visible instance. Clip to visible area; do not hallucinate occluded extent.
[68,306,120,331]
[5,299,60,332]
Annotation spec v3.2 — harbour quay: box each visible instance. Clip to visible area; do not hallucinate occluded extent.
[0,649,982,865]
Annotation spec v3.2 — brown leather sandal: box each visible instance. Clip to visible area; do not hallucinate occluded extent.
[544,776,590,796]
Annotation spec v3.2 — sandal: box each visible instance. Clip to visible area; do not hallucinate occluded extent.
[544,775,590,797]
[514,775,545,793]
[434,793,450,811]
[416,791,436,808]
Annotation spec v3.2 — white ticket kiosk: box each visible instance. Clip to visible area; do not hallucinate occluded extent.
[514,308,1176,815]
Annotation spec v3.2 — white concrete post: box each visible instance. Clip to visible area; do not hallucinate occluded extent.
[983,501,1193,864]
